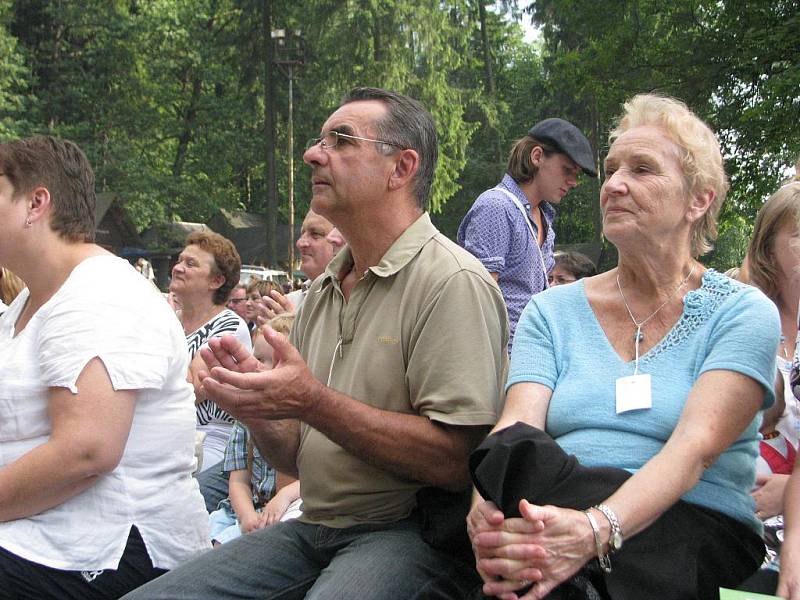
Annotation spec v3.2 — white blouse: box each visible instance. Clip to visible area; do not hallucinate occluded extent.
[0,255,210,571]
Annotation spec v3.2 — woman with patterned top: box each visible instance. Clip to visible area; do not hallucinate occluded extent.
[170,231,252,472]
[468,95,780,600]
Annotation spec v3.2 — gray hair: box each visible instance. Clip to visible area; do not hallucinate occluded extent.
[341,87,438,210]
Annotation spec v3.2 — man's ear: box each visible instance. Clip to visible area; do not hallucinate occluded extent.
[26,186,51,226]
[388,148,420,192]
[686,188,715,226]
[529,146,544,167]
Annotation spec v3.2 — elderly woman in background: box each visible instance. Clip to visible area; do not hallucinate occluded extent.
[0,136,208,598]
[170,231,252,472]
[468,95,780,600]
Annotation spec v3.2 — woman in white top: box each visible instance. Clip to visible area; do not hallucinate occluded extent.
[169,231,252,471]
[0,136,209,599]
[741,179,800,593]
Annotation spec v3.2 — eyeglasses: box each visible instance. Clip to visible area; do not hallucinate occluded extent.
[306,130,404,151]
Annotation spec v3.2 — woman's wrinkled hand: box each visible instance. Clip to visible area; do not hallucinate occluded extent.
[468,499,546,598]
[475,500,596,600]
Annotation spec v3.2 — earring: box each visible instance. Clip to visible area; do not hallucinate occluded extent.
[24,218,32,228]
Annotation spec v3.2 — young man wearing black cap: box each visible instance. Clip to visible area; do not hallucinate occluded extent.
[458,118,596,350]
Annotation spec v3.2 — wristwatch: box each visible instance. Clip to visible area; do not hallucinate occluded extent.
[594,503,624,552]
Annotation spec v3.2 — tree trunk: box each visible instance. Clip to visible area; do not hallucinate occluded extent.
[478,0,502,164]
[172,75,202,180]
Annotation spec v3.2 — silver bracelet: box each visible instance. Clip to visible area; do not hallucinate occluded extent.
[583,509,612,573]
[594,503,624,553]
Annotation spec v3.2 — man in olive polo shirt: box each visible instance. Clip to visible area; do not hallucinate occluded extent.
[123,87,508,600]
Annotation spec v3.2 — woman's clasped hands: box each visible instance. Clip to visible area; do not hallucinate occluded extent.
[469,499,598,600]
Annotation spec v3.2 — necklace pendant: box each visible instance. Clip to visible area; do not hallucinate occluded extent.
[633,330,645,343]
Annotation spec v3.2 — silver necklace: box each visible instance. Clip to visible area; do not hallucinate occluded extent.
[616,264,696,344]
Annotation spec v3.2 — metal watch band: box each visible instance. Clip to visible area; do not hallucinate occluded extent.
[594,503,624,552]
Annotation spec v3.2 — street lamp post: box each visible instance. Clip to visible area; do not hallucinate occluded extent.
[272,29,305,282]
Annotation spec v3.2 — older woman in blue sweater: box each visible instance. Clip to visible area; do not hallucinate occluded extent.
[468,95,780,600]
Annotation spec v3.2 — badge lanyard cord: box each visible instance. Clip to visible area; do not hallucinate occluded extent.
[494,188,548,289]
[617,264,696,377]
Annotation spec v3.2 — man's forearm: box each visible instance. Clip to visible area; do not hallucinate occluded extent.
[246,418,301,477]
[302,386,488,491]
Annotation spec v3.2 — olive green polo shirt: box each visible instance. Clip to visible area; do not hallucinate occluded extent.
[289,213,509,528]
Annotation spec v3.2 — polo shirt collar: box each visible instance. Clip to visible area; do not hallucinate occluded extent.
[320,212,437,287]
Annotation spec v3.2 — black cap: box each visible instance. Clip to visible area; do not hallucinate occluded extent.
[528,118,597,177]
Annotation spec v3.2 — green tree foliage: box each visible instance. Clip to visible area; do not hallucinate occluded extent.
[0,0,31,138]
[288,0,481,213]
[0,0,795,272]
[524,0,800,261]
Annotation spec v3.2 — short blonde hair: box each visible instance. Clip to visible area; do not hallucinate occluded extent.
[609,94,729,256]
[247,279,280,298]
[266,312,295,337]
[746,181,800,301]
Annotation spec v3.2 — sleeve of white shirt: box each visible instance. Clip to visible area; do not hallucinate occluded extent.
[36,260,184,394]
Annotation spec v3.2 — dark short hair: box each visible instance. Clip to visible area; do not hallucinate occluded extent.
[0,136,96,242]
[554,251,596,280]
[185,231,241,305]
[340,87,438,210]
[506,136,560,185]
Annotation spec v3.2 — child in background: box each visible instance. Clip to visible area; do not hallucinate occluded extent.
[207,313,302,545]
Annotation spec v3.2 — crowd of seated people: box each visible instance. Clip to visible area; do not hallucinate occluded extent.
[1,90,800,600]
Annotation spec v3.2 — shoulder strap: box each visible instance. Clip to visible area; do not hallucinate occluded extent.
[492,187,549,288]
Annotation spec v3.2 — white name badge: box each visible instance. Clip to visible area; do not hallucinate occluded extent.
[616,374,652,413]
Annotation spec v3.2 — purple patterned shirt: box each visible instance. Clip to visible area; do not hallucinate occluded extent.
[457,174,555,349]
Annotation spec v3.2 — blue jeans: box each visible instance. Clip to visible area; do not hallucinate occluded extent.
[122,517,480,599]
[207,502,243,545]
[196,461,229,512]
